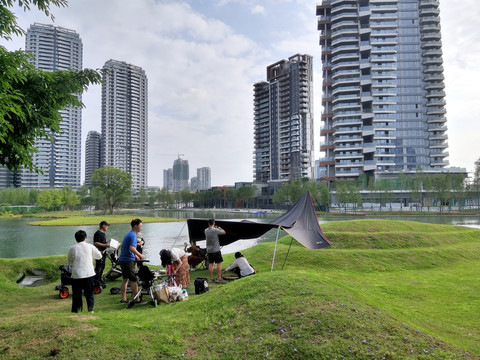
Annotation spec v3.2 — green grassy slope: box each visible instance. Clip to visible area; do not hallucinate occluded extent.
[0,220,479,359]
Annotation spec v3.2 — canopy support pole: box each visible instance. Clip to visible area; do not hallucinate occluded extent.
[281,237,294,270]
[170,221,187,249]
[271,226,281,272]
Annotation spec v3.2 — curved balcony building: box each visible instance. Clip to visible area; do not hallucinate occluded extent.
[317,0,448,181]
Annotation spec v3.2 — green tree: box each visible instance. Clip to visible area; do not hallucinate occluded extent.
[225,188,237,208]
[0,0,102,172]
[180,188,192,208]
[336,183,349,212]
[148,187,157,207]
[348,185,362,210]
[236,185,257,208]
[318,182,331,211]
[37,190,53,210]
[91,166,132,214]
[272,179,319,206]
[473,158,480,209]
[60,185,79,210]
[451,173,466,209]
[29,188,39,205]
[431,174,450,212]
[375,179,394,209]
[138,187,148,206]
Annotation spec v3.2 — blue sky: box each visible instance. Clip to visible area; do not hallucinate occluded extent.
[4,0,480,186]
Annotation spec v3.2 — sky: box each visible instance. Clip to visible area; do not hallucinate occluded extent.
[3,0,480,187]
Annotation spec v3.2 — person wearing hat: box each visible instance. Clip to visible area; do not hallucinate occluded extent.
[93,220,110,280]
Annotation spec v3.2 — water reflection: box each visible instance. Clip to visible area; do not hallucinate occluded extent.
[1,213,479,265]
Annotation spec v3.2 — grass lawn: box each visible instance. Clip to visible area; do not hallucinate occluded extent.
[28,215,183,226]
[1,219,479,359]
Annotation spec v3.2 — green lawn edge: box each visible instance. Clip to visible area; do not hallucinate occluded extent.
[1,219,479,359]
[28,215,184,226]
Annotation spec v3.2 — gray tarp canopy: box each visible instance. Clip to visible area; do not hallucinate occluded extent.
[186,191,330,250]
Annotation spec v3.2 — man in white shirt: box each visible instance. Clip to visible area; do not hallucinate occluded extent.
[68,230,102,313]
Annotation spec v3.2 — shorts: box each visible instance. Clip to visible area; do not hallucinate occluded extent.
[208,251,223,264]
[119,261,137,282]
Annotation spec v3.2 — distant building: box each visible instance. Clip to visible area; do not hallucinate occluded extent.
[190,176,198,191]
[101,59,148,191]
[163,168,173,191]
[197,167,211,191]
[85,131,101,186]
[173,158,189,192]
[317,0,449,181]
[253,54,314,182]
[0,166,18,188]
[20,23,83,188]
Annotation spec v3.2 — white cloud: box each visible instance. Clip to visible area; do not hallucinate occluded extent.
[251,5,266,15]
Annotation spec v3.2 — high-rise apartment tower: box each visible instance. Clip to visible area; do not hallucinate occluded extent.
[101,59,148,191]
[85,130,101,186]
[21,23,83,188]
[317,0,448,180]
[197,167,211,191]
[173,158,189,192]
[163,168,173,191]
[253,54,314,182]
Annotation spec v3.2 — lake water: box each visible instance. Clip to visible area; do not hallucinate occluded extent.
[1,211,479,265]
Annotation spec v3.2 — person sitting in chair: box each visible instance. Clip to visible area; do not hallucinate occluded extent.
[223,252,255,278]
[184,240,207,270]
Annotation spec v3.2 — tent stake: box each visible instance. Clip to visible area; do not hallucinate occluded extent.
[271,226,281,272]
[281,236,294,270]
[170,221,187,249]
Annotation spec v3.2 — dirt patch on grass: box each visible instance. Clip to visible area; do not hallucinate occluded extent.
[68,314,100,321]
[183,348,197,356]
[59,323,98,338]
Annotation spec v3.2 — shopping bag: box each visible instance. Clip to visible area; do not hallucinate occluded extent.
[154,287,170,304]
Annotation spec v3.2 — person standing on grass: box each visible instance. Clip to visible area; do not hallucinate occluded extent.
[93,220,110,281]
[118,219,145,303]
[205,219,226,283]
[68,230,102,313]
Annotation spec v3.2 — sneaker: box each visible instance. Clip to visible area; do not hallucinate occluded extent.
[88,310,94,314]
[215,278,227,284]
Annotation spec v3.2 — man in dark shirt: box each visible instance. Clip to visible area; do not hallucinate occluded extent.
[93,220,110,280]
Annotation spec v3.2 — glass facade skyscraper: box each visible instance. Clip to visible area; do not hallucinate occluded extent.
[22,23,83,188]
[317,0,448,181]
[253,54,314,182]
[85,130,101,187]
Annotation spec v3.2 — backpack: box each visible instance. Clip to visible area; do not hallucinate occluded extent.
[194,278,209,295]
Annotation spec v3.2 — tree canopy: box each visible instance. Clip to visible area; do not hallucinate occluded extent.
[91,166,132,214]
[0,0,103,172]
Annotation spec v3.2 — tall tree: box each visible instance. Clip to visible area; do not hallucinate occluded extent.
[91,166,132,214]
[236,185,257,208]
[336,183,349,211]
[0,0,102,172]
[473,158,480,208]
[318,182,331,211]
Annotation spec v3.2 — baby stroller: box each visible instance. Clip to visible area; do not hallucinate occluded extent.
[127,262,176,308]
[102,248,123,281]
[55,264,106,299]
